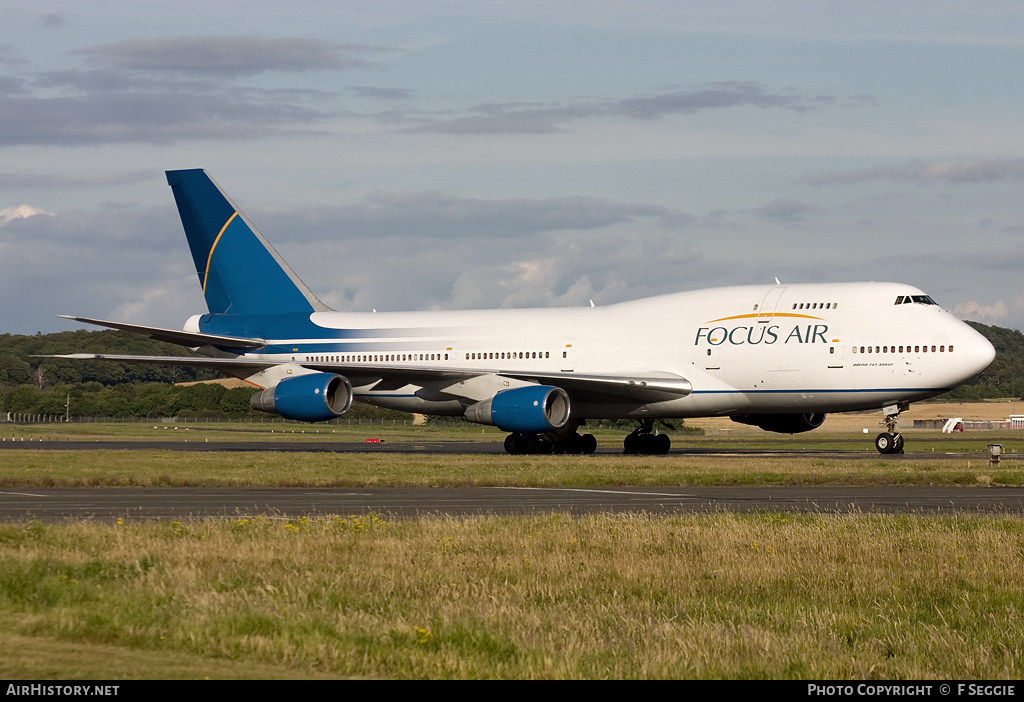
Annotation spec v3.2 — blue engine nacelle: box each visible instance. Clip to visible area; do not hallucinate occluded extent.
[250,372,353,422]
[729,413,826,434]
[464,385,571,433]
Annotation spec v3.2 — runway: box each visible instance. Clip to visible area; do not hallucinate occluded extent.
[2,438,1018,459]
[2,485,1024,521]
[3,438,1021,521]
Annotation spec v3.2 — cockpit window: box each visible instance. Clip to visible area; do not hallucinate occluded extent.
[895,295,939,306]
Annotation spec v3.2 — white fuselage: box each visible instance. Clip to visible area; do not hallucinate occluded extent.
[239,281,994,420]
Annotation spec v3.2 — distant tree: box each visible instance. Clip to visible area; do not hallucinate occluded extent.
[945,322,1024,400]
[0,353,31,385]
[30,366,48,389]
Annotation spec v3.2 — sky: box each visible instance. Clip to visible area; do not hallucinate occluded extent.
[2,0,1024,335]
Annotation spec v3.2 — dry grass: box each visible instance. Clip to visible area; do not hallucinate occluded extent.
[1,448,1021,488]
[1,512,1022,679]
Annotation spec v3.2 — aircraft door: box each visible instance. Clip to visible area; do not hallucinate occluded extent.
[827,332,846,370]
[561,340,575,372]
[757,286,787,322]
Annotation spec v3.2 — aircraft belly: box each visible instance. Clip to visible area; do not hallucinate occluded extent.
[571,395,742,420]
[358,394,466,416]
[353,381,466,416]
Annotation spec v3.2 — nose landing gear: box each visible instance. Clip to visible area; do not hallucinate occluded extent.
[875,403,908,454]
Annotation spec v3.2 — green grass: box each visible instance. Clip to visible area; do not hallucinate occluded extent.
[0,448,1021,487]
[1,513,1022,679]
[1,419,501,443]
[2,420,1023,679]
[2,420,1022,487]
[4,418,1022,452]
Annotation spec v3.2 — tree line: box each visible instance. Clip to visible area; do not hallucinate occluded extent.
[1,323,1021,419]
[953,322,1024,400]
[0,330,407,422]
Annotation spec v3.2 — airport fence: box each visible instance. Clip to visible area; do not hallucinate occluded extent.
[1,412,438,427]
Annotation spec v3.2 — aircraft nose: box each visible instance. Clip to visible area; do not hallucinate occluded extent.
[965,332,996,376]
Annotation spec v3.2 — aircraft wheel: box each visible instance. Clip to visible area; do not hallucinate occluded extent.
[893,434,905,454]
[654,433,671,455]
[875,432,897,454]
[623,433,638,454]
[554,433,580,454]
[580,433,597,455]
[504,434,519,455]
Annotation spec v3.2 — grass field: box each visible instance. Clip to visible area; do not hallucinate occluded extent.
[0,449,1022,488]
[2,410,1022,488]
[1,512,1022,679]
[1,404,1023,679]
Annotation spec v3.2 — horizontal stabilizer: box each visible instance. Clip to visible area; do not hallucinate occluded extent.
[59,315,265,350]
[37,353,275,373]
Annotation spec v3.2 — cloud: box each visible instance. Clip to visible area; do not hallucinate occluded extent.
[73,36,393,78]
[37,14,69,28]
[0,204,208,331]
[6,192,1021,335]
[0,75,27,96]
[0,204,54,227]
[0,46,27,69]
[250,190,695,240]
[953,299,1009,324]
[238,191,713,314]
[0,35,401,147]
[350,86,415,100]
[0,171,157,189]
[0,79,331,146]
[799,158,1024,186]
[749,198,818,222]
[406,82,833,135]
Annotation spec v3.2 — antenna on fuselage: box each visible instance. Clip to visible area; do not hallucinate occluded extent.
[774,277,782,286]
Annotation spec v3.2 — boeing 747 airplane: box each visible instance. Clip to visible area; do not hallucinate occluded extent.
[50,169,996,455]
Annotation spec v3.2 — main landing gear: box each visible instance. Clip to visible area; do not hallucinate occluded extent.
[622,419,671,455]
[503,430,597,455]
[501,419,671,456]
[875,403,908,455]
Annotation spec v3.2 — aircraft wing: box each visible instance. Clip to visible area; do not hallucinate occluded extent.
[281,357,691,396]
[293,361,692,401]
[41,354,692,402]
[58,315,266,350]
[500,370,692,400]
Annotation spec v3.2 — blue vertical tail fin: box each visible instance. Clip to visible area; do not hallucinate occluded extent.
[166,169,331,316]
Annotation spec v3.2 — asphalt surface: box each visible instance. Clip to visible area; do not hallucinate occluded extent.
[2,438,1022,521]
[3,438,1020,459]
[2,485,1023,522]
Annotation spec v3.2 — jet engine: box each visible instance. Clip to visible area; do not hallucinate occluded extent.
[729,413,826,434]
[250,372,353,422]
[464,385,571,433]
